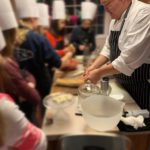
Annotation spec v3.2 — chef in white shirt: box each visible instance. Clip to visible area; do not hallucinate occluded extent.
[84,0,150,110]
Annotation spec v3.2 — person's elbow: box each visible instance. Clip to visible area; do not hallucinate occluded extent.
[112,57,136,76]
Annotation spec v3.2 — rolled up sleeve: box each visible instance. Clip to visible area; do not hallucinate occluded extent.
[112,56,134,76]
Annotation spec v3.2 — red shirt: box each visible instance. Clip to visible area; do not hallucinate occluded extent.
[45,31,65,57]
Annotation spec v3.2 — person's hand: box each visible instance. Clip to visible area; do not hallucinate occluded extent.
[63,47,71,53]
[64,44,75,54]
[61,59,78,71]
[83,69,101,84]
[69,44,76,53]
[79,45,87,51]
[65,51,74,59]
[83,65,95,77]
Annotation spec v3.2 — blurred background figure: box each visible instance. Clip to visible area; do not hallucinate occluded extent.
[45,0,75,58]
[13,0,62,118]
[70,0,97,55]
[38,1,77,72]
[0,2,47,148]
[0,0,41,125]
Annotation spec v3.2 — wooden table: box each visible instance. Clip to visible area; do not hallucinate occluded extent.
[42,80,150,150]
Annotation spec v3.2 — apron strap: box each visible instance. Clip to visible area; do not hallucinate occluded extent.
[119,2,132,33]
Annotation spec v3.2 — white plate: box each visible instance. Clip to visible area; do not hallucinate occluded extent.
[43,92,74,109]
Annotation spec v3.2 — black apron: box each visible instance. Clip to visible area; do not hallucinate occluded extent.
[109,3,150,110]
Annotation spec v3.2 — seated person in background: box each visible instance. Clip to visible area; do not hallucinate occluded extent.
[44,0,75,58]
[70,1,97,55]
[0,0,41,126]
[0,93,47,150]
[37,3,76,72]
[37,1,78,71]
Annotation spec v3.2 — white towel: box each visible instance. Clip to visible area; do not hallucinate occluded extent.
[121,115,146,129]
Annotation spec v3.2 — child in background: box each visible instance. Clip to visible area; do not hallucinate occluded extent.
[70,1,97,55]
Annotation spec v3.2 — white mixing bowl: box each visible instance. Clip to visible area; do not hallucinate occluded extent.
[81,95,124,131]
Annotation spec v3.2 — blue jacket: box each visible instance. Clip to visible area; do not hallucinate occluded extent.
[18,29,61,98]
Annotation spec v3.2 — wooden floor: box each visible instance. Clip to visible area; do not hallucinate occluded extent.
[124,133,150,150]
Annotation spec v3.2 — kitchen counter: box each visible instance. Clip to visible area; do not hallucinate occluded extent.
[42,79,150,150]
[42,95,141,140]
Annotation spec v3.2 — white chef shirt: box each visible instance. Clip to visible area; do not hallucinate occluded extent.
[101,0,150,76]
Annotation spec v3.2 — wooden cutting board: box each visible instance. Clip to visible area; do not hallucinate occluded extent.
[55,78,84,87]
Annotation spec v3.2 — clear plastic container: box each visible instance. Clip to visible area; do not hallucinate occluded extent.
[81,95,125,131]
[78,80,100,103]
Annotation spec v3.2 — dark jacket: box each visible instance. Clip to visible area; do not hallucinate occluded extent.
[17,28,61,98]
[70,26,96,55]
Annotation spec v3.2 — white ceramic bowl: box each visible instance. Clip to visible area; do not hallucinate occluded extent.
[81,95,124,131]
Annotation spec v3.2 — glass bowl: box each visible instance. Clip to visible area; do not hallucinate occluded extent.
[43,92,74,109]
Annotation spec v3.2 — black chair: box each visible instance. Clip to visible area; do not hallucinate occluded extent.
[59,134,130,150]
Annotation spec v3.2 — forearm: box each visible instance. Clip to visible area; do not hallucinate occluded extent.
[96,63,120,77]
[90,55,109,70]
[60,52,73,68]
[84,63,120,83]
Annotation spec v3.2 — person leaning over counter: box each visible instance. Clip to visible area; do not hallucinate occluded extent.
[84,0,150,110]
[13,0,62,118]
[37,3,76,72]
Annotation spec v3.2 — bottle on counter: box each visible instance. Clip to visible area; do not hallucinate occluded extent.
[100,77,110,96]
